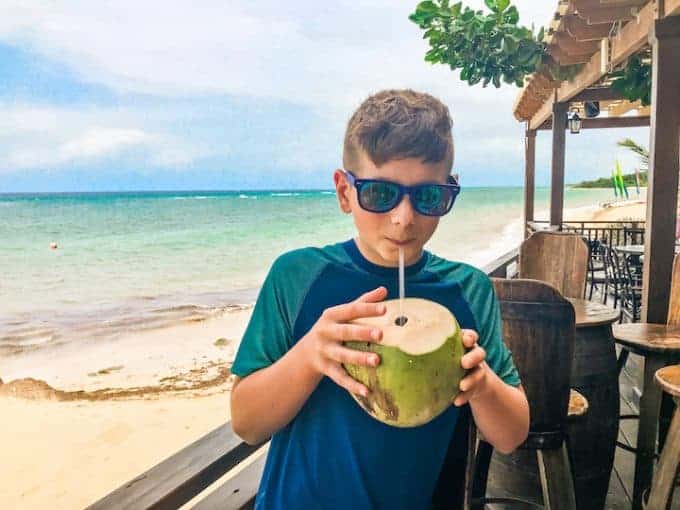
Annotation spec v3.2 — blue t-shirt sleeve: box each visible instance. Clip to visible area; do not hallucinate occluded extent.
[231,256,296,378]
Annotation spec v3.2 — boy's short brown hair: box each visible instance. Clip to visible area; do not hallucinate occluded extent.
[342,89,454,174]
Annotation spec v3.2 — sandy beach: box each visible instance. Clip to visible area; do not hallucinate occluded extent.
[0,392,232,509]
[0,308,251,509]
[0,197,652,509]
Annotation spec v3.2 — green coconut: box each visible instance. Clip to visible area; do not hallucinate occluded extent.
[344,298,465,428]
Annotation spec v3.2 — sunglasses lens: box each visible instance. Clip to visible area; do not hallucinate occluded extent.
[359,181,400,212]
[414,185,455,216]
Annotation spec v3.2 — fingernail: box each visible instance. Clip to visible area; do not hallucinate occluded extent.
[377,305,386,314]
[371,329,381,340]
[371,355,379,366]
[361,388,369,397]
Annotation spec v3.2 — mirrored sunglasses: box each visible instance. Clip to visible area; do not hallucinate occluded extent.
[343,169,460,217]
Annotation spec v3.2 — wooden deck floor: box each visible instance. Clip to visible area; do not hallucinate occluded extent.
[593,285,679,509]
[607,352,640,509]
[606,349,680,509]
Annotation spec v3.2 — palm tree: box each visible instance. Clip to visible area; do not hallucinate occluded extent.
[617,138,649,172]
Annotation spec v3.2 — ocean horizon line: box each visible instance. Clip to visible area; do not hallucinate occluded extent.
[0,185,571,196]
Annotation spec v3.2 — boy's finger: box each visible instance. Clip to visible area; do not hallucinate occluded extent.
[348,301,387,319]
[461,329,479,348]
[356,286,388,303]
[452,391,471,407]
[325,301,386,322]
[458,367,483,393]
[328,344,380,367]
[330,323,381,343]
[328,364,370,398]
[461,347,486,369]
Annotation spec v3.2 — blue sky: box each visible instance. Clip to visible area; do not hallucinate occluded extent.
[0,1,648,191]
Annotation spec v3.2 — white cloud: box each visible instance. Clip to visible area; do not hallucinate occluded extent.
[0,103,221,171]
[0,1,555,113]
[6,127,151,169]
[59,128,148,160]
[0,1,648,185]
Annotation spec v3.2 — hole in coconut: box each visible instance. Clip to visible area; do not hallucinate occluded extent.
[395,315,408,327]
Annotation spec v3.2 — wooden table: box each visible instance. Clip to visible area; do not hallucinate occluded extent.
[614,244,645,256]
[566,298,621,510]
[614,244,680,256]
[569,298,621,328]
[612,323,680,510]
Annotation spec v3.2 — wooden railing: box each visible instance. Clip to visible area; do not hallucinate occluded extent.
[87,247,522,510]
[528,220,645,246]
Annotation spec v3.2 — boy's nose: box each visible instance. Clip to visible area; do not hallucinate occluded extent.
[390,194,416,226]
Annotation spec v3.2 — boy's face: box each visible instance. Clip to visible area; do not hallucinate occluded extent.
[334,151,450,267]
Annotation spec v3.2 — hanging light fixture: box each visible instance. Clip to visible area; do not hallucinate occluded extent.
[568,111,582,134]
[585,101,600,118]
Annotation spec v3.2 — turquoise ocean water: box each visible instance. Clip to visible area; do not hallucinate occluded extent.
[1,187,614,356]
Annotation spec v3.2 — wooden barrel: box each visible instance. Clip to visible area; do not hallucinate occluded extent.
[567,323,620,510]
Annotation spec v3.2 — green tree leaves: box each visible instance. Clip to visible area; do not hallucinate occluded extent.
[409,0,544,88]
[410,0,652,102]
[611,56,652,106]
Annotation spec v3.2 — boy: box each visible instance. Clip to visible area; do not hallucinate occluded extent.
[230,89,529,509]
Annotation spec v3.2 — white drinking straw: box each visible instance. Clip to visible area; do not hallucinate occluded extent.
[399,247,405,322]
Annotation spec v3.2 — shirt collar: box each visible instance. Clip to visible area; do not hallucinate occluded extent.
[342,238,429,277]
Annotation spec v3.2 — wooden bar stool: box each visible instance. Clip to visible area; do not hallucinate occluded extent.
[645,365,680,509]
[466,278,577,510]
[613,254,680,509]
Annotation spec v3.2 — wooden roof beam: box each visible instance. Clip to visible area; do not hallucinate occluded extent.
[576,6,639,23]
[530,81,558,98]
[667,0,680,15]
[557,1,572,17]
[572,0,647,9]
[549,44,595,64]
[553,31,601,54]
[563,15,615,41]
[537,115,651,130]
[571,87,625,102]
[608,99,642,116]
[528,1,655,130]
[532,72,560,89]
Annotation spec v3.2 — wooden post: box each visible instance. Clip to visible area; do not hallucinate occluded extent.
[524,127,537,238]
[642,16,680,324]
[550,100,568,229]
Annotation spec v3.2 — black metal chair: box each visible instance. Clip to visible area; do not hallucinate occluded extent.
[619,252,643,323]
[623,226,645,246]
[602,244,626,309]
[586,239,607,300]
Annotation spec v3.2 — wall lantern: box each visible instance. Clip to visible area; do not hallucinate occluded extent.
[568,111,582,134]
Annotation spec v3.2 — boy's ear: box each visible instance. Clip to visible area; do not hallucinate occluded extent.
[333,169,352,214]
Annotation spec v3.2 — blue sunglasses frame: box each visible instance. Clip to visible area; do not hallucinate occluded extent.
[342,169,461,217]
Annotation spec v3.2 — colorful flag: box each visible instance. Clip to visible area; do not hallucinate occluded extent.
[611,169,619,198]
[616,160,629,199]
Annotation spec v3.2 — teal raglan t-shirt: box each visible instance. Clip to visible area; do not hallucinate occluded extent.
[231,239,520,510]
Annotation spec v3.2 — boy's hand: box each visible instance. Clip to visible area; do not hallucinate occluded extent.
[301,286,388,397]
[453,330,491,407]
